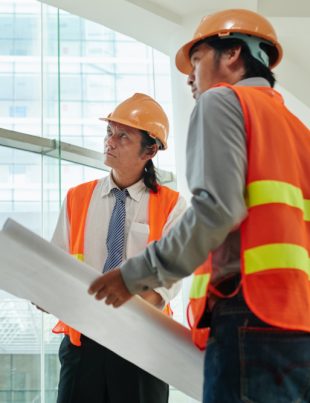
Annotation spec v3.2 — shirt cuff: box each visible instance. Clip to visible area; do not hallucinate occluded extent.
[154,281,182,305]
[120,253,162,295]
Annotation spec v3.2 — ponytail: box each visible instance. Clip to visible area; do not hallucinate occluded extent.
[140,130,159,193]
[143,159,159,193]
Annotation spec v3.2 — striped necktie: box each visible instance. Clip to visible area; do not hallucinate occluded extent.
[103,188,128,273]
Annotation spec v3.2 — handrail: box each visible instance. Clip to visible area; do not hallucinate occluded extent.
[0,127,175,185]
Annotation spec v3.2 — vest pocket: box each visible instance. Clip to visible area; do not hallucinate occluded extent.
[126,222,149,258]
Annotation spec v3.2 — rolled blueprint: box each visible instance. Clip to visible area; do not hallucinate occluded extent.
[0,218,204,401]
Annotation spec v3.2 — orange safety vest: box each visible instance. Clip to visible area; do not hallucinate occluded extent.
[187,83,310,350]
[53,180,179,346]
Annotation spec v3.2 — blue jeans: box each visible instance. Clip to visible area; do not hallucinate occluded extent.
[203,292,310,403]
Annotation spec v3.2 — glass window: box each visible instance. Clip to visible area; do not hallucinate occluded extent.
[15,16,39,39]
[0,1,188,402]
[59,14,82,40]
[0,75,13,102]
[0,16,13,38]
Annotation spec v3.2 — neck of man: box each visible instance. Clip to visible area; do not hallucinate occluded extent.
[111,168,144,190]
[228,64,246,86]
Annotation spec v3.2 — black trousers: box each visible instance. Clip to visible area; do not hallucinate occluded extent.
[56,335,169,403]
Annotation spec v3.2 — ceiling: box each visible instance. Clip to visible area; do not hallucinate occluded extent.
[38,0,310,111]
[128,0,310,19]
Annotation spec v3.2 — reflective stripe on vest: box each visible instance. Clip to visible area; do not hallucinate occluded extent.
[187,257,212,350]
[189,273,211,299]
[73,254,84,261]
[52,181,179,346]
[244,243,310,277]
[246,180,310,221]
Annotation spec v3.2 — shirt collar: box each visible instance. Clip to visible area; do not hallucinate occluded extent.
[235,77,271,87]
[100,174,146,202]
[196,77,271,101]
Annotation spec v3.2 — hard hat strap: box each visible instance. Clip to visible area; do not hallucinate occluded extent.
[219,33,270,67]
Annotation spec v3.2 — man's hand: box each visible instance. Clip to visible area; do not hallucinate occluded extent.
[88,268,133,308]
[139,290,164,308]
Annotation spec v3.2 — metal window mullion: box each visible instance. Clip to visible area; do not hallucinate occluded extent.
[0,128,174,183]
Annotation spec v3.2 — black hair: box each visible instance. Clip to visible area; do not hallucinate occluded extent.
[191,36,276,87]
[140,130,159,193]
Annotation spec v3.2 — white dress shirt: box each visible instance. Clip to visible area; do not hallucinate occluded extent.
[52,175,187,304]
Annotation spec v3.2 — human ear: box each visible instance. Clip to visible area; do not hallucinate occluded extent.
[141,144,159,161]
[226,46,242,65]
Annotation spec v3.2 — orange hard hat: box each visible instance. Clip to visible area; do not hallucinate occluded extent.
[100,93,169,149]
[176,9,283,74]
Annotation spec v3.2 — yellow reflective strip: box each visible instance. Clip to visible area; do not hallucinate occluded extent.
[305,200,310,221]
[246,180,310,222]
[189,273,210,299]
[244,243,310,278]
[73,254,84,262]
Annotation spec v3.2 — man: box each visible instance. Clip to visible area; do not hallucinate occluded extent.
[89,9,310,403]
[52,93,185,403]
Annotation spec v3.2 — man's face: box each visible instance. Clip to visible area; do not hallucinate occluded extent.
[187,43,226,99]
[103,123,146,172]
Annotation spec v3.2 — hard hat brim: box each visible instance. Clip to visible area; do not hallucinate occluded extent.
[99,116,167,150]
[175,29,283,75]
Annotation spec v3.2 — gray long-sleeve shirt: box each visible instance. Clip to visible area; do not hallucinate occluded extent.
[121,78,271,294]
